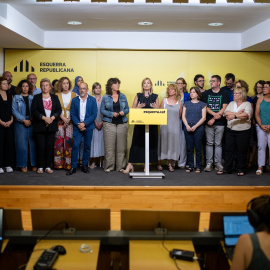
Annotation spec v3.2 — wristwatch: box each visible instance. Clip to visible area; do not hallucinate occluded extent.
[234,115,237,119]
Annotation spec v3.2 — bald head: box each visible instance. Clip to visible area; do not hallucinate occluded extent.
[79,82,89,98]
[27,73,38,87]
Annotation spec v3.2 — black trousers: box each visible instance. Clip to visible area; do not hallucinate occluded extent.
[0,125,14,168]
[224,127,251,173]
[35,131,55,168]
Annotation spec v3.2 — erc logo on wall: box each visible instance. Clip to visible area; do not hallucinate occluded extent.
[13,60,75,73]
[155,80,178,87]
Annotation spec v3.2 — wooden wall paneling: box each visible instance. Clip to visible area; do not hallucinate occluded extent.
[0,186,269,231]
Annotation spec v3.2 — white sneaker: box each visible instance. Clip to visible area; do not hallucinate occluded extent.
[0,168,4,174]
[204,163,213,172]
[5,167,13,173]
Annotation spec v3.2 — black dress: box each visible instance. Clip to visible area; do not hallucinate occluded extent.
[0,91,14,168]
[128,93,158,163]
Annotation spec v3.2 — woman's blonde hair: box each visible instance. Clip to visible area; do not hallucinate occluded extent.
[40,78,52,89]
[234,87,247,102]
[166,84,180,100]
[176,77,187,93]
[141,77,153,93]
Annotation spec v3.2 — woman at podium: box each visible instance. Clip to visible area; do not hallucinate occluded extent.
[123,78,159,173]
[157,84,182,172]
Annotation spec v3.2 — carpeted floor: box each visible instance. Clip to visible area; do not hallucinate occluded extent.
[0,165,269,186]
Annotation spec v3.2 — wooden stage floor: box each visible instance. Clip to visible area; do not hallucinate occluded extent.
[1,185,270,231]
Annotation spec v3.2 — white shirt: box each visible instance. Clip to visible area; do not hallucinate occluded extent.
[79,96,87,123]
[225,101,252,131]
[42,97,52,118]
[62,92,71,118]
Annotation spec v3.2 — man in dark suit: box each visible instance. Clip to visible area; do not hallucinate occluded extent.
[67,82,97,175]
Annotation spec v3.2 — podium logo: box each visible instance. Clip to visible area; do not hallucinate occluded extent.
[155,80,165,87]
[14,60,35,73]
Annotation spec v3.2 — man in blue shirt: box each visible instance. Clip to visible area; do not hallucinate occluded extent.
[221,73,235,96]
[66,82,97,175]
[27,73,41,95]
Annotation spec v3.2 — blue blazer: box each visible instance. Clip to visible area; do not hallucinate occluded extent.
[70,95,98,131]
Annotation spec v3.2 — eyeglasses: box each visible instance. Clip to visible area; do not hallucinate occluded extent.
[28,77,37,80]
[197,80,204,83]
[234,92,240,95]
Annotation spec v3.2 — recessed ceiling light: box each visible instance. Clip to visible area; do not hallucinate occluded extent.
[138,22,153,26]
[67,21,82,25]
[208,23,223,27]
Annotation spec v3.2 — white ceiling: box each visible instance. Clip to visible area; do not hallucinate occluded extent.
[1,0,270,50]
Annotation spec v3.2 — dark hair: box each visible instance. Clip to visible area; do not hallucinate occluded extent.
[189,86,202,100]
[253,80,265,94]
[92,82,101,94]
[236,79,249,93]
[211,75,221,83]
[106,78,121,95]
[0,76,8,85]
[225,73,235,82]
[57,77,72,93]
[176,77,187,93]
[248,195,270,232]
[16,79,33,95]
[194,74,204,83]
[52,79,59,87]
[264,81,270,86]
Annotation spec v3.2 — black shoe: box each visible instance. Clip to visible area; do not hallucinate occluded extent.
[66,168,76,175]
[81,165,90,174]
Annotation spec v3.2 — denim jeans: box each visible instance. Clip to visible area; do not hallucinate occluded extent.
[205,125,225,166]
[183,125,204,168]
[14,122,36,167]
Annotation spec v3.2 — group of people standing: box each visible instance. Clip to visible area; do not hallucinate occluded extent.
[0,71,270,176]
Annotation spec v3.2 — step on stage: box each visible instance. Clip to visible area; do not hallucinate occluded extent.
[0,166,269,230]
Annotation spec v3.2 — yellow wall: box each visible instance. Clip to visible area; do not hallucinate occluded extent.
[5,49,270,150]
[5,50,270,100]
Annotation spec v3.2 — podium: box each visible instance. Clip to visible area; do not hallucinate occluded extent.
[128,108,167,179]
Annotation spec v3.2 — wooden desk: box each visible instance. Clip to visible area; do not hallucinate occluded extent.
[26,239,100,270]
[130,240,200,270]
[1,239,9,253]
